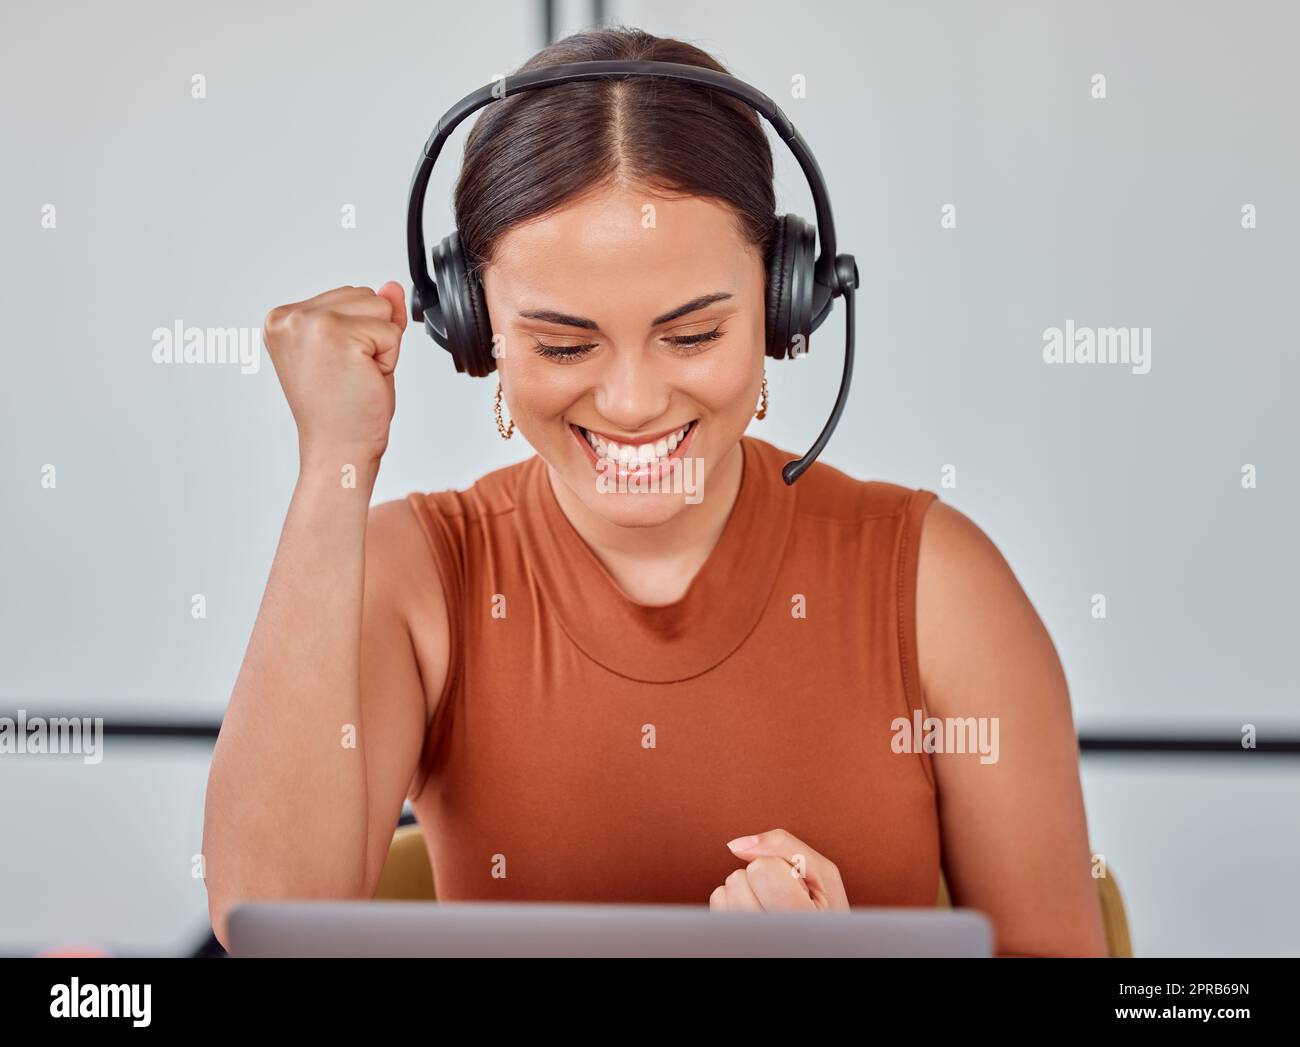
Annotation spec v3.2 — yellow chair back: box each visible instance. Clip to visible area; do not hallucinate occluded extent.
[374,824,437,901]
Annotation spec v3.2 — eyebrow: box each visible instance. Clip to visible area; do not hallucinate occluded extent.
[518,291,734,331]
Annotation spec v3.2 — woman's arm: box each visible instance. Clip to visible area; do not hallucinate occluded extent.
[915,500,1108,957]
[201,284,446,950]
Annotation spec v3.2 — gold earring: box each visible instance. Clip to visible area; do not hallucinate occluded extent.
[494,380,515,439]
[754,371,769,420]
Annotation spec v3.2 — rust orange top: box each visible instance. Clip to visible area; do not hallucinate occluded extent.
[404,435,941,906]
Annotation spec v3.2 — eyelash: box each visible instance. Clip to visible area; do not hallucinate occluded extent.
[531,327,724,362]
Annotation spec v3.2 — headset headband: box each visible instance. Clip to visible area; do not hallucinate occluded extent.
[405,59,859,485]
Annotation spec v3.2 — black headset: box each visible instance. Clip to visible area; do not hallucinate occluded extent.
[406,59,858,485]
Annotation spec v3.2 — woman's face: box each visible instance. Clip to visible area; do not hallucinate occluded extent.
[481,182,766,528]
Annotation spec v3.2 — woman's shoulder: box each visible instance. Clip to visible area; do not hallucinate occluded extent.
[365,454,540,604]
[744,435,941,525]
[910,489,1054,715]
[399,453,538,525]
[740,439,1032,626]
[762,440,1028,664]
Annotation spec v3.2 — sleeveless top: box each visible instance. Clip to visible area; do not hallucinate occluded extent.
[403,435,942,906]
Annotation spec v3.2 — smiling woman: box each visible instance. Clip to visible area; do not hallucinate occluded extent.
[202,25,1109,958]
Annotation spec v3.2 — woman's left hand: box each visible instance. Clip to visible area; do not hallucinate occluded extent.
[710,829,850,911]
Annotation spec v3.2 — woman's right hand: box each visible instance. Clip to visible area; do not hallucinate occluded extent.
[262,282,408,467]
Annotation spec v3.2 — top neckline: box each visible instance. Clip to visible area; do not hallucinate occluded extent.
[519,435,798,683]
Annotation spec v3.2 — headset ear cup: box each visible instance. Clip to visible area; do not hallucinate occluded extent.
[463,266,495,377]
[430,230,496,376]
[764,217,789,359]
[765,215,816,360]
[786,215,816,359]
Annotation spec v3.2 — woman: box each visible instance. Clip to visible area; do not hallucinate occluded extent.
[203,27,1107,956]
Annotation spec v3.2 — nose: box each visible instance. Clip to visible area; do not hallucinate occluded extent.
[592,348,671,433]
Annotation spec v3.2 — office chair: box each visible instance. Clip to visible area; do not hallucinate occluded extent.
[374,823,438,902]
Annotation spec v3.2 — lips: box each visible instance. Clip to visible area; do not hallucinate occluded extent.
[580,420,691,447]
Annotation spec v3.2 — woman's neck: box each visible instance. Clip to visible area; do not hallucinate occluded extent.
[544,440,746,607]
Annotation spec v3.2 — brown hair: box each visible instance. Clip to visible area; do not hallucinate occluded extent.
[453,26,778,285]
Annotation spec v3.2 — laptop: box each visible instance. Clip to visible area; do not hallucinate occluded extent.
[227,901,993,957]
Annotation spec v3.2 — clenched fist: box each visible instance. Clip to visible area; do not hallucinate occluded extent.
[711,829,851,911]
[262,282,408,467]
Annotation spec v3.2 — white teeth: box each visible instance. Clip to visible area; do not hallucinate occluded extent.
[580,421,693,469]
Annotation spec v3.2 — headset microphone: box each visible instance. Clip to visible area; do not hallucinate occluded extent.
[405,60,858,485]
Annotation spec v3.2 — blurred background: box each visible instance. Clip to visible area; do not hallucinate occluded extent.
[1,0,1296,956]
